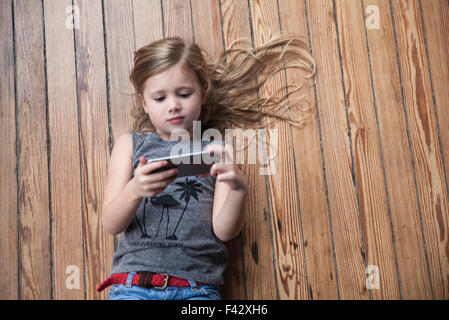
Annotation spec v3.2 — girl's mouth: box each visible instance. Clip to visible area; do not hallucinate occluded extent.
[168,116,185,124]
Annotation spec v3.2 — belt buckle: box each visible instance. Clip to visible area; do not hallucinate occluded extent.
[154,273,169,290]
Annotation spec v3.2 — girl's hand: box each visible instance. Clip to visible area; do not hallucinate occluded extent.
[129,156,178,199]
[198,143,248,193]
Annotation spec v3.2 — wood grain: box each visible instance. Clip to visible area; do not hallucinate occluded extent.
[163,0,193,39]
[74,0,115,300]
[191,0,223,62]
[0,0,19,300]
[44,0,84,299]
[364,0,432,299]
[278,0,339,300]
[103,0,135,140]
[15,0,51,299]
[306,0,369,299]
[249,0,310,299]
[335,0,401,299]
[391,0,449,299]
[420,0,449,299]
[133,0,163,49]
[420,1,449,205]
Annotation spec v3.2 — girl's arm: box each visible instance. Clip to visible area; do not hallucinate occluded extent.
[102,133,140,235]
[102,133,178,235]
[212,178,248,242]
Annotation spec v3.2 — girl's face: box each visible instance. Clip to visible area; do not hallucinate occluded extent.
[139,63,205,141]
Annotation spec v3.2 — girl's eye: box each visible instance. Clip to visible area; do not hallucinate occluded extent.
[153,92,191,102]
[178,92,192,98]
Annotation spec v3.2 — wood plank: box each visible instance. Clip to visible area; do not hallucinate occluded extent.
[390,0,449,299]
[420,0,449,184]
[0,0,18,300]
[334,0,401,299]
[363,0,432,299]
[420,0,449,299]
[162,0,193,39]
[73,0,115,300]
[249,0,309,299]
[15,0,51,299]
[190,0,223,62]
[278,0,339,300]
[103,0,135,140]
[306,0,369,299]
[133,0,163,48]
[43,0,84,299]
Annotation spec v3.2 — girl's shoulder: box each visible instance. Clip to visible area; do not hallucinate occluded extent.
[112,132,147,159]
[112,133,133,156]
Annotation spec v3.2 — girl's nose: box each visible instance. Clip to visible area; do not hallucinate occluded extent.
[167,96,182,112]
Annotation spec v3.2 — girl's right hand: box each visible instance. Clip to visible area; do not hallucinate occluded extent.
[129,156,178,199]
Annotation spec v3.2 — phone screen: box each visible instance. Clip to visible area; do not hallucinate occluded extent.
[149,149,219,178]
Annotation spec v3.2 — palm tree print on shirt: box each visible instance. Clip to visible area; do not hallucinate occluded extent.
[135,177,204,240]
[168,177,203,240]
[152,194,180,238]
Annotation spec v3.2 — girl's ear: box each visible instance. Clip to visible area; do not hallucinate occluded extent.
[138,93,145,106]
[139,93,150,114]
[138,93,149,115]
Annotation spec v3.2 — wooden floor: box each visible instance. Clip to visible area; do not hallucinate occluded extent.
[1,0,448,300]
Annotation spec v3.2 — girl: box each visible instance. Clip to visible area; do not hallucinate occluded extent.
[97,33,315,300]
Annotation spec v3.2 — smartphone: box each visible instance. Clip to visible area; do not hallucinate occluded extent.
[148,149,220,178]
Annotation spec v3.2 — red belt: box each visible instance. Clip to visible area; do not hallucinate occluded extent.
[97,272,205,292]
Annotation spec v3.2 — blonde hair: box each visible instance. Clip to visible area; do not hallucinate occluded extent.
[129,32,315,136]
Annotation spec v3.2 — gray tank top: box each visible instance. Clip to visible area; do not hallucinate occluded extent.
[109,131,228,285]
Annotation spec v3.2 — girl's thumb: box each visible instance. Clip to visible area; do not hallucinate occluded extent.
[139,156,147,167]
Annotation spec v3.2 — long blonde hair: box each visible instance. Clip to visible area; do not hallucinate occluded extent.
[129,32,315,136]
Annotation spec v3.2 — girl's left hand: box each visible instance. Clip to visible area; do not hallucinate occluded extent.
[197,143,248,192]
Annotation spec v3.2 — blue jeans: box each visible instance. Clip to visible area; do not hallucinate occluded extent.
[107,272,222,300]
